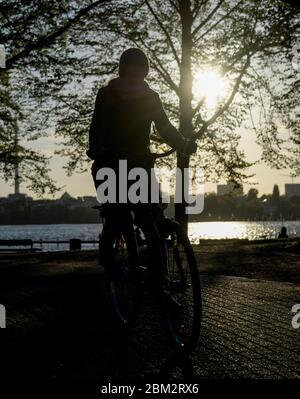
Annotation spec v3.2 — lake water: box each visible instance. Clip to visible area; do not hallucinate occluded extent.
[0,221,299,251]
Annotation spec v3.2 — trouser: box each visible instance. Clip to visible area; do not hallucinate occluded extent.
[98,204,165,276]
[91,159,166,274]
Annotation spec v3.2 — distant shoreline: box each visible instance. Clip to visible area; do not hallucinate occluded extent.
[1,221,299,245]
[0,219,299,226]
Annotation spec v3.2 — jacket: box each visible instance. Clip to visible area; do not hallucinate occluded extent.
[87,77,186,168]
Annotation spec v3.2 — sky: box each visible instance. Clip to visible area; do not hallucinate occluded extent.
[0,126,297,200]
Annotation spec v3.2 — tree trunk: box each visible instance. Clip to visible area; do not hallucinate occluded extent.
[175,0,193,234]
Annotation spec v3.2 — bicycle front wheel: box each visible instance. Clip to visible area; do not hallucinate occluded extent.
[159,220,202,353]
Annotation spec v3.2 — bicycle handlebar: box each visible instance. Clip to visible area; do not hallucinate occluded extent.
[151,126,205,159]
[90,126,207,161]
[151,147,176,159]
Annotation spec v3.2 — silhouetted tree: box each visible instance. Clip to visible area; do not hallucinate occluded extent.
[0,0,110,195]
[1,0,300,228]
[247,188,258,201]
[55,0,299,230]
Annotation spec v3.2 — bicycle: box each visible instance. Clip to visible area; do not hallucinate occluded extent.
[98,145,202,354]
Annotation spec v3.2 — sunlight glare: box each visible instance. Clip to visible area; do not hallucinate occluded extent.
[194,69,229,108]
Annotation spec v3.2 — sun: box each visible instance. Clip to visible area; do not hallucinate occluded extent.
[193,69,229,108]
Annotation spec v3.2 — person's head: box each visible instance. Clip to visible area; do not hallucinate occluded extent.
[119,48,149,81]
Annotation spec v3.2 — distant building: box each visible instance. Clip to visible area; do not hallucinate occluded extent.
[7,193,27,201]
[285,184,300,198]
[217,181,243,196]
[59,191,73,201]
[78,196,98,208]
[56,191,78,208]
[1,193,33,205]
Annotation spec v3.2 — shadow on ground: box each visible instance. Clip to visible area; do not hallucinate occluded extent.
[2,263,196,381]
[1,251,300,380]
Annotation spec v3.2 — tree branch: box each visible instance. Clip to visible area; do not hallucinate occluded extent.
[6,0,110,69]
[137,35,180,95]
[144,0,181,66]
[194,0,244,43]
[192,96,205,117]
[192,0,225,37]
[207,55,251,126]
[167,0,180,13]
[193,54,251,139]
[151,61,180,95]
[192,1,208,20]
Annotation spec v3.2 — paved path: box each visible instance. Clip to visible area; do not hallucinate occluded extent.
[1,252,299,380]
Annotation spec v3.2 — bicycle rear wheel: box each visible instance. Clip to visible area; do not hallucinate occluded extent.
[105,233,142,328]
[159,220,202,353]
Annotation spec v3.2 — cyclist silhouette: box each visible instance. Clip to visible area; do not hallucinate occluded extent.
[87,48,196,274]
